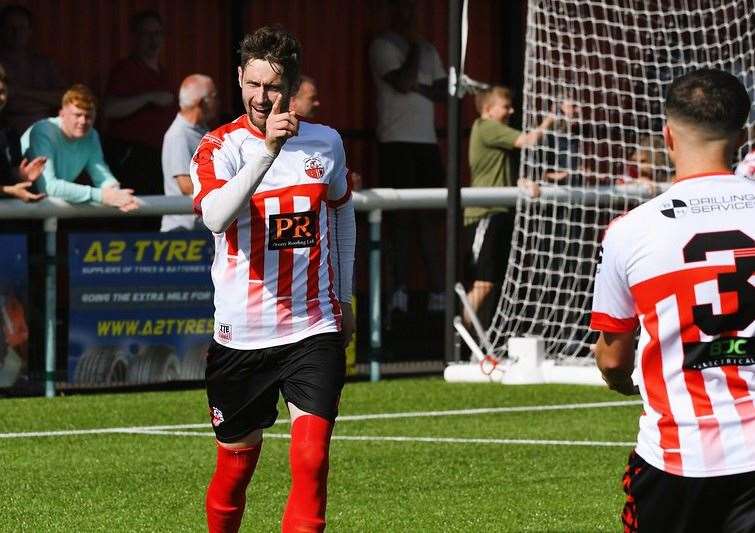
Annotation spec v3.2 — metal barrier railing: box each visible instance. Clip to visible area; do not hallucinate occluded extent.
[5,185,638,396]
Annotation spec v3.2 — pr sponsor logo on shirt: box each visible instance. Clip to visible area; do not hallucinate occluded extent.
[304,153,325,179]
[218,322,232,342]
[268,211,318,249]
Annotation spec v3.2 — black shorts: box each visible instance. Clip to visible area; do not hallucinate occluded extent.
[205,332,346,443]
[621,450,755,533]
[463,212,515,283]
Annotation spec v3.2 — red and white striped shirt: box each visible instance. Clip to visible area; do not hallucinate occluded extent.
[191,115,352,349]
[591,172,755,477]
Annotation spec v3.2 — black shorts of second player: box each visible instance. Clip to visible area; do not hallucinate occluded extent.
[621,450,755,533]
[463,211,515,284]
[205,332,346,443]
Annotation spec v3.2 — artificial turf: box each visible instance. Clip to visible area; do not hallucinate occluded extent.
[0,378,641,532]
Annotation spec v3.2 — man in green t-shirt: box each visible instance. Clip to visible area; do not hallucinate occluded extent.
[463,86,573,326]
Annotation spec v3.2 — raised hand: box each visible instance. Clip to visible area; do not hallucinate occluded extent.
[265,94,299,155]
[18,156,47,182]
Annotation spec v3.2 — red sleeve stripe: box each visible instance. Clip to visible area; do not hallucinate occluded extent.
[192,177,226,215]
[327,170,353,208]
[590,312,638,333]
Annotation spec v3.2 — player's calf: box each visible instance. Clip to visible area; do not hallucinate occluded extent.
[206,441,263,533]
[282,415,333,533]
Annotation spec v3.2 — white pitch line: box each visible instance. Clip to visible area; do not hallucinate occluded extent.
[0,399,641,439]
[124,429,636,448]
[329,399,641,423]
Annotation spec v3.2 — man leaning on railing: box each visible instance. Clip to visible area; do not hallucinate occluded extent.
[19,84,139,211]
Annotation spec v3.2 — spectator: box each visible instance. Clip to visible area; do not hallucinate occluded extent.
[161,74,218,232]
[369,0,447,314]
[291,75,320,120]
[464,86,574,325]
[20,84,138,211]
[103,9,174,197]
[0,63,46,201]
[0,4,65,135]
[618,133,671,191]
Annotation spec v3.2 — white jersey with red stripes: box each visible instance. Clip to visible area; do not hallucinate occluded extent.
[191,115,351,350]
[591,172,755,477]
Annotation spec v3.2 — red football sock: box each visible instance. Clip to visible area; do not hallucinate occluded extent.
[206,441,262,533]
[281,415,333,533]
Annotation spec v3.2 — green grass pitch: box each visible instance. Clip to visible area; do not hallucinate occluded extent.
[0,378,641,532]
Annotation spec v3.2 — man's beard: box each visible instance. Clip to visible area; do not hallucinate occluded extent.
[247,98,270,131]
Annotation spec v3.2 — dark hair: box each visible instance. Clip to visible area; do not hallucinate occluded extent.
[665,68,751,138]
[0,4,33,27]
[129,9,162,33]
[238,25,301,92]
[0,63,6,84]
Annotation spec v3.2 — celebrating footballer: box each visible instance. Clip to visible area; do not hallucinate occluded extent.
[191,25,355,533]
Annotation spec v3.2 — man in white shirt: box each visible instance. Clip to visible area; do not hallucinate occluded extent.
[160,74,218,231]
[591,68,755,532]
[369,0,447,313]
[194,26,355,533]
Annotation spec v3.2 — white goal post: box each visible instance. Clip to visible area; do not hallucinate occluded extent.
[447,0,755,384]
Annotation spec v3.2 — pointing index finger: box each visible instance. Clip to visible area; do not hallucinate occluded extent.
[271,93,282,116]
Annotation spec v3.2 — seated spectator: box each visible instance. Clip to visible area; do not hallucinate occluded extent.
[20,84,138,211]
[0,63,45,201]
[0,4,65,135]
[464,86,574,326]
[161,74,218,232]
[103,9,174,196]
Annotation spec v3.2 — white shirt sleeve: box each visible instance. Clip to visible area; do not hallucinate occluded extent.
[590,219,639,333]
[429,43,446,81]
[328,199,355,304]
[369,36,403,80]
[191,135,275,234]
[326,131,355,303]
[327,133,351,205]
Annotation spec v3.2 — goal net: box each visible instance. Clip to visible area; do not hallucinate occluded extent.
[487,0,755,365]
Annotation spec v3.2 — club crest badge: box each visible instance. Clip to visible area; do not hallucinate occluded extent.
[304,153,325,179]
[210,406,224,427]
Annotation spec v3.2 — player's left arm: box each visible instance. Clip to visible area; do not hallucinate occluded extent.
[595,331,639,395]
[590,219,640,395]
[327,133,356,345]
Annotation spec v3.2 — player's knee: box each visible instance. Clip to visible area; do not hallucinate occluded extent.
[219,428,264,450]
[289,415,332,476]
[291,439,329,475]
